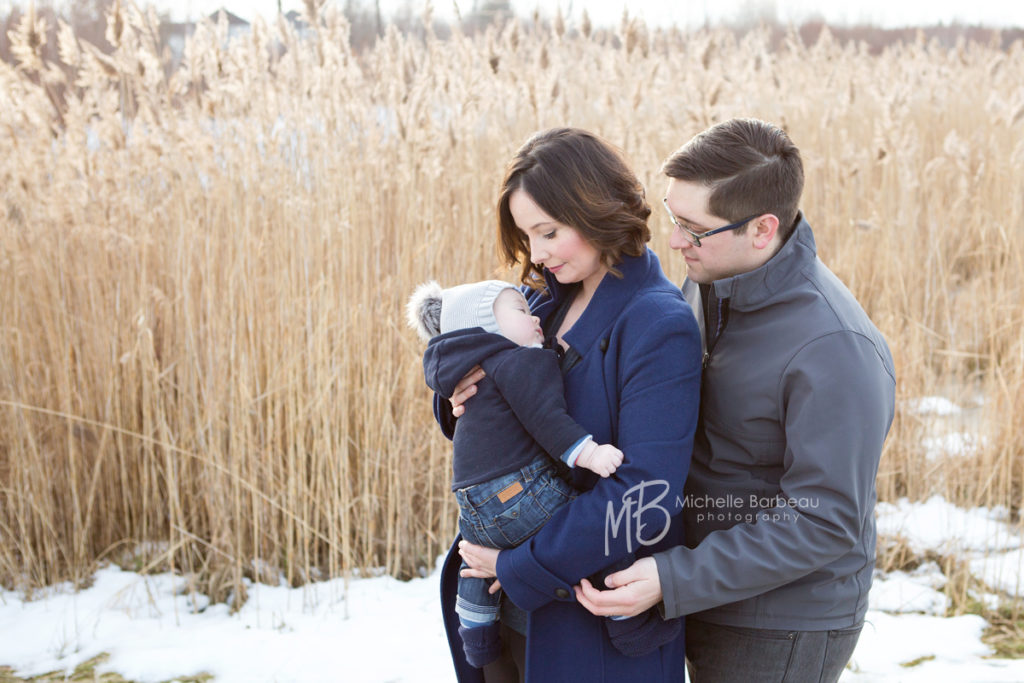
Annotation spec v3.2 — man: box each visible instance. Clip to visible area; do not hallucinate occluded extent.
[575,117,896,682]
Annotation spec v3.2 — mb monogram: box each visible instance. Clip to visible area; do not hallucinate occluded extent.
[604,480,672,556]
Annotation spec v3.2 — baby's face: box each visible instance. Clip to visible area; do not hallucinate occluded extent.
[493,289,544,347]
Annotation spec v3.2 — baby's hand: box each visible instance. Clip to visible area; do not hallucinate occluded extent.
[576,442,623,478]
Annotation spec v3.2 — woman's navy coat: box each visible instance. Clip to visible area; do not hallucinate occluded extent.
[437,248,702,682]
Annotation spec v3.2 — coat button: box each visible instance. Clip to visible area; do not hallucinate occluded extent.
[599,338,609,352]
[555,588,570,599]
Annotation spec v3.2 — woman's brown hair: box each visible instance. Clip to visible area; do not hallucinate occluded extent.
[497,128,651,288]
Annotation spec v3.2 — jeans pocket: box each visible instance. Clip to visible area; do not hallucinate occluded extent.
[828,625,863,638]
[491,476,572,546]
[532,474,576,514]
[491,490,550,546]
[820,625,863,682]
[457,507,488,547]
[686,620,796,681]
[715,623,797,641]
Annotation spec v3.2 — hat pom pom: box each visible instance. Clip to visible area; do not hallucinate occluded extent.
[406,281,443,341]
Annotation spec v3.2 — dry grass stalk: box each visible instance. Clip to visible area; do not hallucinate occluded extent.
[0,11,1021,610]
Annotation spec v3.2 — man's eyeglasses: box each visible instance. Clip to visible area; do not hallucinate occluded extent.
[662,198,759,247]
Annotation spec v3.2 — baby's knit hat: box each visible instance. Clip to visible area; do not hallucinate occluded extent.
[406,280,518,341]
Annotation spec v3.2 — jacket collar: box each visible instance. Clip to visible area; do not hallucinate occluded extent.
[539,248,659,353]
[710,213,816,311]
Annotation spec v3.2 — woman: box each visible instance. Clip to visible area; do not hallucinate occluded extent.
[436,128,701,682]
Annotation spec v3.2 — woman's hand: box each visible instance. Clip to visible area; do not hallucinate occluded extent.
[450,366,485,418]
[573,557,663,617]
[459,540,502,594]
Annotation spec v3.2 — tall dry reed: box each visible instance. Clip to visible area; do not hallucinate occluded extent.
[1,5,1022,609]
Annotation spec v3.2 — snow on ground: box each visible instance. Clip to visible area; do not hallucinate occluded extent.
[867,562,949,615]
[0,564,453,683]
[843,611,1020,682]
[877,496,1024,602]
[971,549,1024,598]
[904,396,964,416]
[876,496,1021,555]
[4,496,1024,682]
[922,432,986,460]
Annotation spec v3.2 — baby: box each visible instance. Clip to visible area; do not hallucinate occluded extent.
[408,279,678,667]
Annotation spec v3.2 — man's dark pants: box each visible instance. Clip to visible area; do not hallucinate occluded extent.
[686,618,862,683]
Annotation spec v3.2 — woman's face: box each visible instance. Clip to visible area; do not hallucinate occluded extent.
[508,189,607,294]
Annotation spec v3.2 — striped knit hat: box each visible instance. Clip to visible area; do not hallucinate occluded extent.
[406,280,518,341]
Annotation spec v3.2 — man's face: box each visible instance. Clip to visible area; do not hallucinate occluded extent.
[664,179,764,284]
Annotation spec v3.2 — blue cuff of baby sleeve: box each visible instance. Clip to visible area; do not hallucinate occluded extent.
[561,435,592,468]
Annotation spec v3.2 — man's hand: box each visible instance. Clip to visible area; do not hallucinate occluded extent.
[459,540,502,594]
[574,557,663,617]
[450,366,485,417]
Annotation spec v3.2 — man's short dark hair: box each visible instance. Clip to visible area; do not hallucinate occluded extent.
[662,118,803,241]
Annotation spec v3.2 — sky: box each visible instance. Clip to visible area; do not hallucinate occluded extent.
[80,0,1024,29]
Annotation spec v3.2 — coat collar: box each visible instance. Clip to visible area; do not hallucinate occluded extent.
[710,213,816,311]
[538,248,660,353]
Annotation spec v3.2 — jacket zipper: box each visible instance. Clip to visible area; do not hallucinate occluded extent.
[701,284,730,369]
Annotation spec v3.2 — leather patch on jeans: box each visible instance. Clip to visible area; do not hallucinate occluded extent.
[497,481,524,503]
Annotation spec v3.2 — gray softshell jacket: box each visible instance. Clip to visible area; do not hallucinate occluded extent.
[654,216,896,630]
